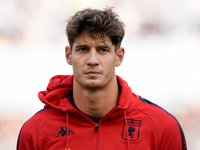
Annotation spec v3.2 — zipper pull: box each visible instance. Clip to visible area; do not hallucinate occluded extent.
[94,123,99,132]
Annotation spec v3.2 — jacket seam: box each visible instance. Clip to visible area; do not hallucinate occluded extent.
[136,109,159,150]
[37,109,60,149]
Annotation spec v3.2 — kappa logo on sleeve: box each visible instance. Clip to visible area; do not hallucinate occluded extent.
[55,126,75,138]
[122,119,141,141]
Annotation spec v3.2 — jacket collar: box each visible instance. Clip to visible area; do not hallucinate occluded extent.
[38,75,139,115]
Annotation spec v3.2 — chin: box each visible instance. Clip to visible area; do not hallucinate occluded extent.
[83,81,104,89]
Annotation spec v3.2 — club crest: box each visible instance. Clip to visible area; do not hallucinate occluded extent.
[122,119,141,141]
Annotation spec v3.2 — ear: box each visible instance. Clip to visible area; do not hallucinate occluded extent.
[115,47,125,67]
[65,46,72,65]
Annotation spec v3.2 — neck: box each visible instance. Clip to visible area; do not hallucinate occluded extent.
[73,77,119,117]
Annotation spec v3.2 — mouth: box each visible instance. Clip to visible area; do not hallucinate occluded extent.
[85,71,101,77]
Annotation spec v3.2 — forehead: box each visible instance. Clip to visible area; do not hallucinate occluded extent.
[73,32,112,47]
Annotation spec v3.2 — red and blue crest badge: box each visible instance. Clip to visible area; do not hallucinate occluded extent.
[122,119,141,141]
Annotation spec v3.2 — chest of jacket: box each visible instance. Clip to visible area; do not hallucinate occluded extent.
[37,110,157,150]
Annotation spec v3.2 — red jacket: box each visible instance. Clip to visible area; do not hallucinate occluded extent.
[17,75,187,150]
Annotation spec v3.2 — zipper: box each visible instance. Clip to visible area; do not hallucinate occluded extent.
[69,106,122,150]
[94,107,120,150]
[68,108,99,149]
[94,123,99,132]
[96,123,99,150]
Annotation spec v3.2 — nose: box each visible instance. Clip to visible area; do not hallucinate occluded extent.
[86,49,99,66]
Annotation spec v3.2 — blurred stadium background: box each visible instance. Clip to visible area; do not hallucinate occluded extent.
[0,0,200,149]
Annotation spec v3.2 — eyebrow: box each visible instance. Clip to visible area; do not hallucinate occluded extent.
[96,45,111,49]
[74,44,111,49]
[74,44,88,49]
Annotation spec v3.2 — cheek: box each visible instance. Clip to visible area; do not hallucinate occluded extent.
[103,58,116,73]
[72,58,80,73]
[72,55,80,67]
[107,56,116,67]
[73,62,81,72]
[71,57,86,76]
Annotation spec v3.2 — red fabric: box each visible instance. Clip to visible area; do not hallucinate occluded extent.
[17,75,186,150]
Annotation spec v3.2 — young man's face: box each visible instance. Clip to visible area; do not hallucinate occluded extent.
[65,32,124,89]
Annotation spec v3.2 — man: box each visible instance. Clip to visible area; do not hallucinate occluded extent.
[17,7,187,150]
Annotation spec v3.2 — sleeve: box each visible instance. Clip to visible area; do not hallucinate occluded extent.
[17,120,39,150]
[139,97,187,150]
[158,115,187,150]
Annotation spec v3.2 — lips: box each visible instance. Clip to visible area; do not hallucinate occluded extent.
[86,70,100,74]
[85,71,100,77]
[84,69,103,77]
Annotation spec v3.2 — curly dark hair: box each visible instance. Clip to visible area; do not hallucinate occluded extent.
[66,7,125,50]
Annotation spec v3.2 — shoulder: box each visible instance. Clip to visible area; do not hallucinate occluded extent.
[17,108,60,149]
[136,97,186,149]
[17,108,59,145]
[137,97,179,125]
[20,107,58,132]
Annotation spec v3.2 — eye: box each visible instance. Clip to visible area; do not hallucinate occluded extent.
[78,48,87,52]
[100,48,108,53]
